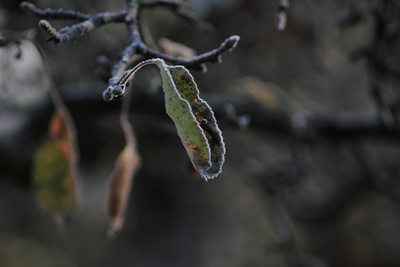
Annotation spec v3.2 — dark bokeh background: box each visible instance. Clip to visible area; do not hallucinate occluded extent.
[1,0,400,267]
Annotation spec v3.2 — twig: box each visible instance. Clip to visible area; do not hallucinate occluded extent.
[21,2,126,43]
[137,35,240,72]
[104,34,239,100]
[38,11,127,43]
[56,82,400,142]
[20,2,92,21]
[108,0,143,83]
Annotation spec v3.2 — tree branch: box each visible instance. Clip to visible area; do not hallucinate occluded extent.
[137,35,240,72]
[20,1,240,101]
[56,82,400,142]
[21,2,127,43]
[20,2,91,21]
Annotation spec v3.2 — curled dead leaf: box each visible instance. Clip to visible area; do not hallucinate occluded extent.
[106,111,141,237]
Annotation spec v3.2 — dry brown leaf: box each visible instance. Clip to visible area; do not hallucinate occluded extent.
[106,113,141,237]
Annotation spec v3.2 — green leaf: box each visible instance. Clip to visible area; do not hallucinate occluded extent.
[154,60,225,180]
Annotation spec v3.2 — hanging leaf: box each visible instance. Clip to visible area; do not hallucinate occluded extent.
[106,58,225,180]
[156,61,225,180]
[106,113,141,237]
[33,110,79,224]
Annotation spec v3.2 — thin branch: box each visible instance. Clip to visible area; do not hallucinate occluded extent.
[21,2,127,43]
[108,1,143,82]
[44,11,126,43]
[109,34,239,97]
[20,2,92,21]
[104,58,155,101]
[138,35,240,72]
[57,82,400,143]
[20,1,240,102]
[209,98,400,142]
[111,0,226,80]
[297,112,400,140]
[125,0,141,43]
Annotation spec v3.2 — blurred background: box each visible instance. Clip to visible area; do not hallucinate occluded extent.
[1,0,400,266]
